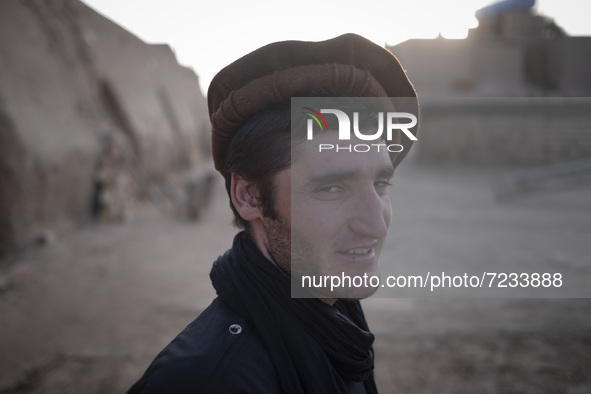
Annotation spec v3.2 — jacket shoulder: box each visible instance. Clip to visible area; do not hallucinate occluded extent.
[128,297,280,394]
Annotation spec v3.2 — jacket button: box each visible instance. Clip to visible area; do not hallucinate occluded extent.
[229,324,242,335]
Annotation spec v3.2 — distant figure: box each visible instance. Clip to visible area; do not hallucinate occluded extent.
[128,33,418,393]
[92,132,136,222]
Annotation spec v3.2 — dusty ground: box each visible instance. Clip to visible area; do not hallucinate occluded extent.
[1,164,590,393]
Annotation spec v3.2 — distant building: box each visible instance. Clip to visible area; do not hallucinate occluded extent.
[386,0,591,166]
[389,0,591,97]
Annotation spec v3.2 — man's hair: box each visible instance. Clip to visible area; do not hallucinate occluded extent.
[223,100,292,230]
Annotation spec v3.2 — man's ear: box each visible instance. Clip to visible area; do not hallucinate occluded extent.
[230,173,261,222]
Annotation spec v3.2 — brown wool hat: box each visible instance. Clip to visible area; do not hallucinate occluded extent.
[207,33,418,173]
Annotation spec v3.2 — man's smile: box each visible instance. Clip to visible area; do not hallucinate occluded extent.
[343,248,371,255]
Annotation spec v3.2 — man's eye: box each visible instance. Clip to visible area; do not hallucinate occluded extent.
[317,185,343,194]
[375,180,392,192]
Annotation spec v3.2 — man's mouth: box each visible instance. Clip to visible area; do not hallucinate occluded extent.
[343,248,371,256]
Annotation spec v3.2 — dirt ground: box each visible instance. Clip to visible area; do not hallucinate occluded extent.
[1,164,590,393]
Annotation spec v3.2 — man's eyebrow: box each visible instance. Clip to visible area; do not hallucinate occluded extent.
[378,165,395,179]
[308,171,358,185]
[308,165,395,185]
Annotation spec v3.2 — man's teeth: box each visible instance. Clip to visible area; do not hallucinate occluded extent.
[345,248,370,255]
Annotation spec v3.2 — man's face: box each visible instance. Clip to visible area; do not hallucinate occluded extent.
[262,131,394,300]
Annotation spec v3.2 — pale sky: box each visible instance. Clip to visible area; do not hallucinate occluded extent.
[81,0,590,95]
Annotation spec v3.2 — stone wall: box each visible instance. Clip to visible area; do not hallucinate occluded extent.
[0,0,211,255]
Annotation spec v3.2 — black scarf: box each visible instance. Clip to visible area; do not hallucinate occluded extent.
[210,232,378,394]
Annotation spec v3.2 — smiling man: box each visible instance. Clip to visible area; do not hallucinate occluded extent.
[289,125,395,301]
[128,34,417,394]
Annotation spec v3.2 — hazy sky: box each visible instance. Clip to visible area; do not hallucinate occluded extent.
[81,0,590,95]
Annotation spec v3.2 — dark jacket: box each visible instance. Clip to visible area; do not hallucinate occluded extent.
[127,297,282,393]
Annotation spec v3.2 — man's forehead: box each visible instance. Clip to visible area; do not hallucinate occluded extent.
[292,135,393,181]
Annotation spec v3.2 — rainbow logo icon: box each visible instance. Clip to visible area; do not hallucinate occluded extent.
[302,107,328,132]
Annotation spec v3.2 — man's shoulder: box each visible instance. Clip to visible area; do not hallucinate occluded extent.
[128,297,280,394]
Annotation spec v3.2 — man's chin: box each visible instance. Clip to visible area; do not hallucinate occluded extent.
[292,281,380,301]
[332,285,380,301]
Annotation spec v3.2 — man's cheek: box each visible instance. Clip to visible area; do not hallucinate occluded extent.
[383,198,393,228]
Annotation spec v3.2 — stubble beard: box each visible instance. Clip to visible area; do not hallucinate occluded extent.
[261,214,291,275]
[262,215,380,301]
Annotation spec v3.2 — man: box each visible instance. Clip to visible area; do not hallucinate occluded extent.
[128,33,417,394]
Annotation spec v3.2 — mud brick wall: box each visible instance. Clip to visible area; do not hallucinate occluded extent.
[416,98,591,166]
[0,0,210,254]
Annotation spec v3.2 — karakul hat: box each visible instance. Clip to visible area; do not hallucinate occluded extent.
[207,33,418,173]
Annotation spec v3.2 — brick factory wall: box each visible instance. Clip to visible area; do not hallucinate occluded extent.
[0,0,210,254]
[416,98,591,166]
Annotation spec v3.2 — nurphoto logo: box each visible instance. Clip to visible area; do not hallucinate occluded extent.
[302,106,417,153]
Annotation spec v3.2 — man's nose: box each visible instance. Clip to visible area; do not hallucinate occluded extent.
[348,188,391,239]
